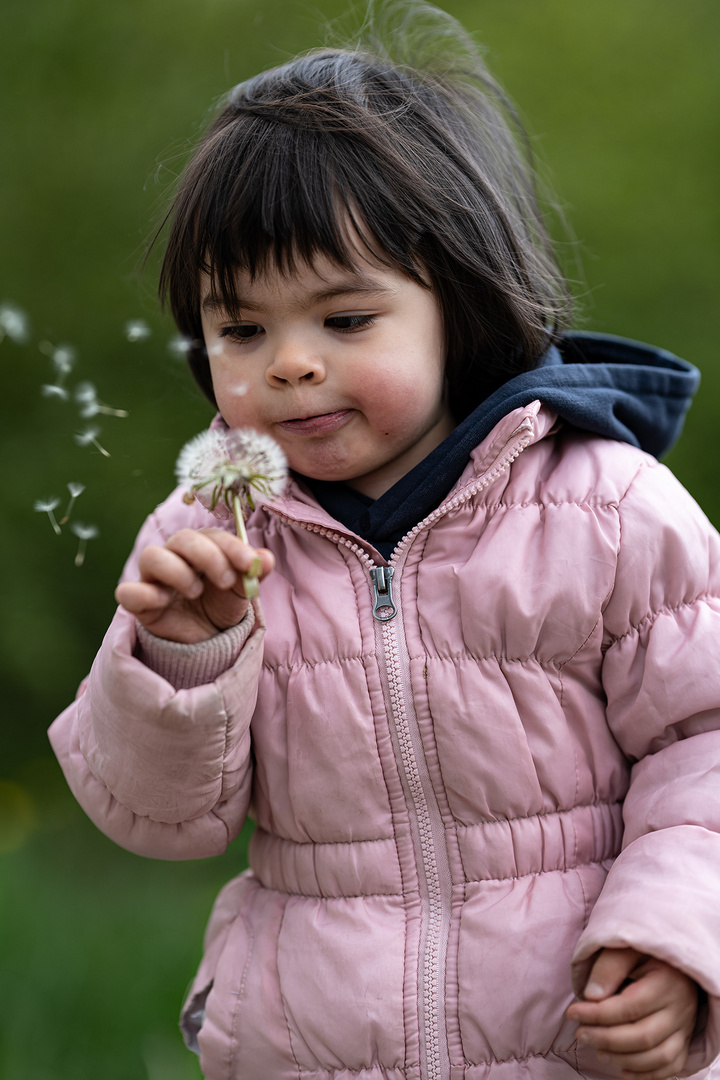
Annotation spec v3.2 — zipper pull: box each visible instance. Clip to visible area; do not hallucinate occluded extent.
[370,566,397,622]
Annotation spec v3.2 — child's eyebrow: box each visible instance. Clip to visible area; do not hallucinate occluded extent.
[201,275,395,317]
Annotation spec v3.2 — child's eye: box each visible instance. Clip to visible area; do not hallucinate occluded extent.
[218,324,263,343]
[325,314,377,333]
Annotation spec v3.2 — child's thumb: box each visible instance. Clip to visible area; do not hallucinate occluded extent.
[582,946,644,1001]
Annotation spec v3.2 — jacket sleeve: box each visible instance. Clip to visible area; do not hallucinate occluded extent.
[571,457,720,1074]
[48,489,265,861]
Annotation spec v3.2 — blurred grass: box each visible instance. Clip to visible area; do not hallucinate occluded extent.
[1,0,718,1074]
[0,764,253,1078]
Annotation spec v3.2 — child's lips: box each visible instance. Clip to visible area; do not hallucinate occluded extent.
[276,410,353,435]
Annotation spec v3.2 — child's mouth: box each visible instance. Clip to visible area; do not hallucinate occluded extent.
[276,410,353,435]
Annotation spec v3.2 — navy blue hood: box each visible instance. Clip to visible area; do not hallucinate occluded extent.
[301,331,700,557]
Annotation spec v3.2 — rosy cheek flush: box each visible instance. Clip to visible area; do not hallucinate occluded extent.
[175,427,287,598]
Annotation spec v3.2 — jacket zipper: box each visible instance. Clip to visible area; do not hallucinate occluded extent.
[266,419,534,1080]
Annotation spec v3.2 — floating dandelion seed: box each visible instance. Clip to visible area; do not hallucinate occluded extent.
[125,319,151,342]
[230,383,249,397]
[74,426,110,457]
[34,497,62,535]
[168,335,194,357]
[52,345,76,378]
[176,428,287,599]
[60,481,85,525]
[74,381,129,418]
[41,384,70,401]
[0,303,30,344]
[71,522,99,566]
[40,341,76,376]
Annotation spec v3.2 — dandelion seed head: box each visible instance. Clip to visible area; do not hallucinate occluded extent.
[34,497,60,513]
[67,482,85,497]
[74,381,98,405]
[71,523,99,540]
[52,346,76,374]
[175,427,287,518]
[74,426,100,447]
[0,303,30,343]
[125,319,151,342]
[41,384,70,400]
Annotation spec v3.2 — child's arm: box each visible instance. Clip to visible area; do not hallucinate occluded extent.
[49,490,270,861]
[567,947,699,1079]
[569,457,720,1076]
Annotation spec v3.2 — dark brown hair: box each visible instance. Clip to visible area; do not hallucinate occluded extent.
[157,1,573,421]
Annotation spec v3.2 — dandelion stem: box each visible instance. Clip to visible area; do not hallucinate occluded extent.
[60,483,85,525]
[232,493,259,600]
[34,499,62,535]
[93,437,111,458]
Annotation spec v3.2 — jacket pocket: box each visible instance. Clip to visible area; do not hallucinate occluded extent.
[180,871,253,1055]
[181,871,300,1079]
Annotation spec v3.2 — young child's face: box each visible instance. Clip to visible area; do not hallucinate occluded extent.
[200,253,454,499]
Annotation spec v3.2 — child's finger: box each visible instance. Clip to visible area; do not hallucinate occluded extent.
[576,1005,677,1054]
[137,542,209,598]
[115,580,174,615]
[582,947,645,1002]
[196,528,275,580]
[591,1029,689,1079]
[163,529,247,590]
[569,977,654,1028]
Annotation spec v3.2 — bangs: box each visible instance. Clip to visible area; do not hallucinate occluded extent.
[161,102,427,328]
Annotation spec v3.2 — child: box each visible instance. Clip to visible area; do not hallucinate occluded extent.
[50,4,720,1078]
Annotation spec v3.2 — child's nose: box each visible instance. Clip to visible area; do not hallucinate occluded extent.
[266,340,325,386]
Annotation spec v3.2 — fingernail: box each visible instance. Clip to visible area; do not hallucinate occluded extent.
[189,580,203,597]
[221,571,235,587]
[584,982,605,1000]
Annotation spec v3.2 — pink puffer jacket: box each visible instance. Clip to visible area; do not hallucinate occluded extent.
[50,402,720,1080]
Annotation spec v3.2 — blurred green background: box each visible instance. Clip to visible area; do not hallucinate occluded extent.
[1,0,718,1075]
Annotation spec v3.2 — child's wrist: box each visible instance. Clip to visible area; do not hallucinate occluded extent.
[135,606,255,689]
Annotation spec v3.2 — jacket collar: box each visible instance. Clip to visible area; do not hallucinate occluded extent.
[258,401,556,556]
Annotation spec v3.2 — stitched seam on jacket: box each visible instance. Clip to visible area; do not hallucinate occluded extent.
[604,591,719,649]
[255,860,611,896]
[261,652,372,673]
[276,897,304,1079]
[293,1068,409,1077]
[227,905,255,1076]
[456,799,622,829]
[255,834,396,846]
[215,688,232,808]
[424,652,565,669]
[464,858,613,885]
[257,886,403,899]
[467,1047,585,1068]
[482,496,620,512]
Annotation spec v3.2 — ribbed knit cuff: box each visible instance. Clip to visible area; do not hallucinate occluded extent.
[135,605,256,690]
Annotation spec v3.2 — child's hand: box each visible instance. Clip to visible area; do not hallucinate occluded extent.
[115,528,274,644]
[566,947,699,1079]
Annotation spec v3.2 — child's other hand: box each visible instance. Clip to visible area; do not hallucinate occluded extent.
[566,947,698,1079]
[115,528,274,643]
